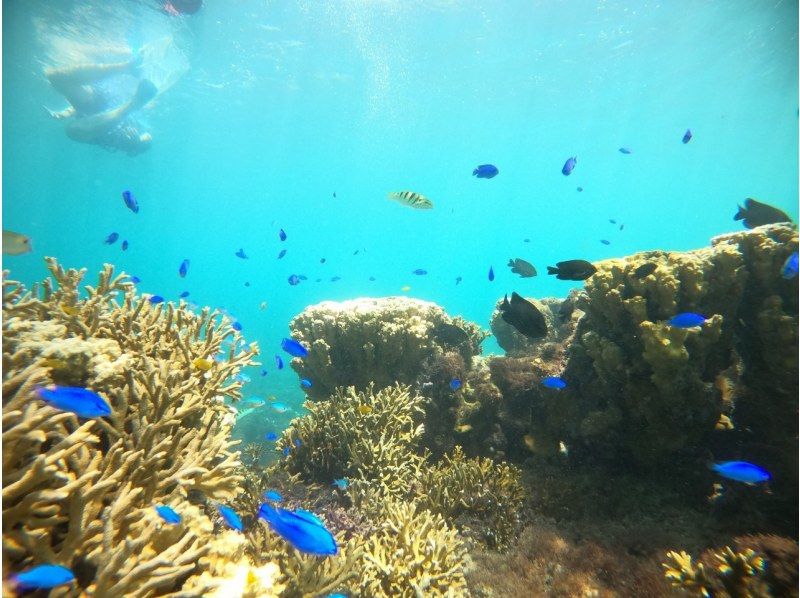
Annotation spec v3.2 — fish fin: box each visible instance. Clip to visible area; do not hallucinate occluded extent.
[733,205,745,221]
[472,168,478,176]
[546,266,559,275]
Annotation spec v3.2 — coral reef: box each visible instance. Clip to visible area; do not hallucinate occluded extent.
[2,259,263,596]
[663,545,774,597]
[287,296,486,400]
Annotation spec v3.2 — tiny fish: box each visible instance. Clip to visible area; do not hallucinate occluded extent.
[576,187,583,192]
[10,564,75,591]
[508,258,537,278]
[619,224,624,231]
[282,446,291,456]
[149,295,164,305]
[473,164,499,179]
[609,219,617,224]
[333,192,336,198]
[562,156,577,176]
[278,249,287,259]
[455,276,462,285]
[401,285,411,292]
[523,238,531,243]
[353,250,359,255]
[300,378,312,388]
[179,291,190,299]
[232,321,243,332]
[547,260,597,281]
[455,424,473,433]
[298,275,308,281]
[294,438,302,447]
[129,275,141,283]
[235,373,251,384]
[122,190,139,213]
[265,432,278,441]
[288,275,301,286]
[279,229,287,242]
[260,301,268,310]
[193,358,213,371]
[541,376,567,389]
[258,503,338,555]
[634,263,657,278]
[618,147,632,154]
[60,305,80,316]
[244,281,250,287]
[450,378,462,391]
[358,405,373,415]
[104,232,120,245]
[156,505,181,524]
[412,269,428,275]
[320,257,326,263]
[264,490,283,502]
[241,397,266,408]
[387,190,433,210]
[711,461,770,484]
[330,276,341,282]
[121,240,129,251]
[36,385,111,417]
[179,259,190,278]
[275,355,284,369]
[600,239,610,245]
[667,312,707,328]
[235,248,249,259]
[369,276,376,281]
[316,278,322,282]
[332,478,349,489]
[218,504,243,532]
[488,266,495,281]
[682,129,692,144]
[272,402,289,413]
[782,251,798,279]
[3,230,33,255]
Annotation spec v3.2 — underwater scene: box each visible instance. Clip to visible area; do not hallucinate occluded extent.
[2,0,799,596]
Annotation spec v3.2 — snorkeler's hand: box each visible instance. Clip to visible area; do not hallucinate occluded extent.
[45,105,76,120]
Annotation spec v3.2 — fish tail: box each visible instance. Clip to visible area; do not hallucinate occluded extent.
[546,266,559,275]
[472,168,478,176]
[733,205,745,221]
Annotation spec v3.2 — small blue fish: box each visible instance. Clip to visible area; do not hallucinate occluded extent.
[576,186,583,192]
[682,129,692,144]
[234,373,251,384]
[261,369,268,376]
[179,259,190,278]
[279,228,287,242]
[667,312,707,328]
[294,439,302,448]
[330,276,341,282]
[609,219,617,224]
[711,461,770,484]
[353,249,359,255]
[523,238,531,242]
[265,432,278,441]
[272,402,289,413]
[10,564,75,591]
[275,355,284,370]
[288,274,301,286]
[450,378,462,391]
[600,239,611,245]
[618,147,632,154]
[36,385,111,417]
[541,376,567,390]
[122,190,139,213]
[300,378,312,388]
[332,478,349,490]
[562,156,577,176]
[781,251,798,279]
[235,248,248,259]
[412,269,428,275]
[473,164,499,179]
[129,275,141,284]
[278,249,287,259]
[244,281,250,287]
[298,274,308,281]
[155,505,181,524]
[282,446,291,456]
[369,276,376,281]
[180,291,190,298]
[455,276,462,285]
[217,504,243,532]
[488,266,495,281]
[121,240,129,251]
[320,258,327,263]
[232,321,242,332]
[264,490,283,502]
[104,232,119,245]
[258,503,338,556]
[149,295,164,305]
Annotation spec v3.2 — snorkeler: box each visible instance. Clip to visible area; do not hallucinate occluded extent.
[163,0,203,16]
[44,55,157,156]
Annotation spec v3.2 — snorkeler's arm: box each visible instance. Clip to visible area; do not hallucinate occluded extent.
[44,58,139,90]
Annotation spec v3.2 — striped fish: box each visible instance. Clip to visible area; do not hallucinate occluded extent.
[387,191,433,210]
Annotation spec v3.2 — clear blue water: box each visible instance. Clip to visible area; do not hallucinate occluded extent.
[4,0,798,437]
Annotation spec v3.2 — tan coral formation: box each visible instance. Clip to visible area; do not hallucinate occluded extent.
[2,259,271,596]
[287,296,486,400]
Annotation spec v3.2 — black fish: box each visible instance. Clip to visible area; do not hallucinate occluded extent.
[507,258,537,278]
[434,322,471,347]
[633,263,657,278]
[546,260,597,281]
[499,292,547,339]
[733,198,792,229]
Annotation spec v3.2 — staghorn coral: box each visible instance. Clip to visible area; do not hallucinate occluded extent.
[2,259,262,596]
[416,446,524,548]
[287,296,485,400]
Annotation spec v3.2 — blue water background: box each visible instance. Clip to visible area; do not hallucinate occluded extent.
[4,0,798,440]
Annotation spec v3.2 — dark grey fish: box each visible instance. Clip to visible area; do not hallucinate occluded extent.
[433,322,471,347]
[633,263,657,278]
[507,258,537,278]
[546,260,597,281]
[733,198,792,229]
[499,292,547,339]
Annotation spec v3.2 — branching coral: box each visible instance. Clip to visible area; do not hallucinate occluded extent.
[663,545,773,598]
[287,297,485,400]
[3,259,261,595]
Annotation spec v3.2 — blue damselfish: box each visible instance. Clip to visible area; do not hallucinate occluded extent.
[36,385,111,417]
[258,503,338,556]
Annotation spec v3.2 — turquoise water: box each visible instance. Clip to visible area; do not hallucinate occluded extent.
[4,0,798,431]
